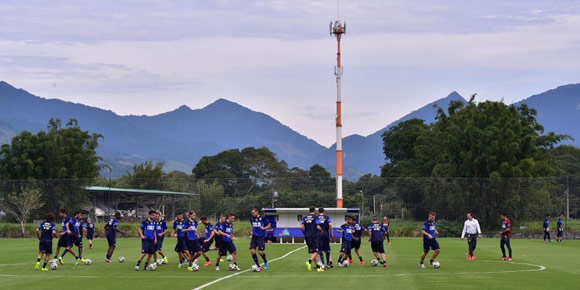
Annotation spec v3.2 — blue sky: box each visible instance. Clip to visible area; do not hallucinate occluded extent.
[1,0,579,146]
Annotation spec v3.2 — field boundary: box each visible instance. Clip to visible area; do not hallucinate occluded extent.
[191,245,306,290]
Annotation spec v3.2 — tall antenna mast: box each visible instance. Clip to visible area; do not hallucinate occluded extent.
[330,8,346,208]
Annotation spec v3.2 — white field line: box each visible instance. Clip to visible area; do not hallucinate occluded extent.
[191,245,306,290]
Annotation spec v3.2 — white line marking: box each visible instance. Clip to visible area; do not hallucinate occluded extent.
[191,245,306,290]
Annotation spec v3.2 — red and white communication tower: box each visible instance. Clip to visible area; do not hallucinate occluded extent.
[330,18,346,208]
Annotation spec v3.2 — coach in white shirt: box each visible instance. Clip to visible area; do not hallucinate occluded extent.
[461,213,482,261]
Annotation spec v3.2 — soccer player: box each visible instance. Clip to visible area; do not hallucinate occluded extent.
[182,210,203,271]
[85,218,94,249]
[213,214,226,263]
[250,208,271,271]
[420,212,440,268]
[348,218,365,264]
[66,211,84,265]
[105,212,125,263]
[155,212,169,263]
[172,212,189,267]
[54,209,70,265]
[35,213,58,271]
[302,206,322,272]
[556,214,564,242]
[216,213,240,271]
[460,212,482,261]
[382,217,391,245]
[500,213,512,261]
[543,214,552,242]
[135,210,158,271]
[316,207,333,268]
[368,216,387,267]
[336,216,355,267]
[198,216,215,266]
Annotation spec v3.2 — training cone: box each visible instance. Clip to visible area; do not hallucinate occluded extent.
[522,254,526,257]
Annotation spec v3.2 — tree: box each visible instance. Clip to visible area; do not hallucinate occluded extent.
[552,145,580,176]
[3,188,44,237]
[0,118,103,179]
[120,161,165,190]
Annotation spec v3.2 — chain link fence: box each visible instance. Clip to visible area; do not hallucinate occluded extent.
[0,177,578,237]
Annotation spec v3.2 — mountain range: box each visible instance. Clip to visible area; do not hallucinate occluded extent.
[1,81,579,179]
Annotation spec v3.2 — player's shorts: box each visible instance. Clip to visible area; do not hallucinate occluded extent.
[305,236,318,253]
[423,237,440,253]
[57,233,70,248]
[68,234,82,247]
[557,230,563,237]
[175,236,187,252]
[141,239,156,254]
[249,235,265,251]
[156,237,164,251]
[39,239,53,254]
[86,232,94,240]
[215,235,222,249]
[199,237,213,252]
[371,241,385,254]
[340,240,352,255]
[186,238,201,254]
[351,238,361,249]
[106,234,116,247]
[219,241,236,256]
[317,235,331,253]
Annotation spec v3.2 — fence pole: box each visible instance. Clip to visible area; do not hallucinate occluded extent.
[373,195,376,215]
[566,176,569,240]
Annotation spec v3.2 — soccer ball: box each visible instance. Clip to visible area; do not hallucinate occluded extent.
[432,261,440,269]
[228,264,235,271]
[191,264,200,271]
[371,260,379,267]
[193,259,199,266]
[50,262,58,270]
[342,260,349,267]
[227,255,233,261]
[156,259,164,265]
[250,265,259,272]
[148,263,157,271]
[85,259,92,265]
[118,256,125,263]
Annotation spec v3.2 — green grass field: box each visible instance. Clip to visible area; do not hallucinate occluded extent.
[0,237,579,290]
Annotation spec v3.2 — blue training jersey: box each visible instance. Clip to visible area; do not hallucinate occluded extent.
[340,223,354,241]
[204,222,214,240]
[156,220,167,238]
[78,221,84,236]
[173,219,185,238]
[106,218,118,236]
[301,214,318,237]
[86,222,94,235]
[315,215,332,237]
[183,219,198,241]
[353,223,363,238]
[251,215,270,237]
[423,219,436,239]
[68,217,78,235]
[140,219,156,240]
[38,221,56,240]
[220,221,234,242]
[368,223,386,243]
[557,218,563,230]
[60,216,70,233]
[543,218,549,229]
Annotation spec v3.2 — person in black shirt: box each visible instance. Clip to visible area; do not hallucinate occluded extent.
[301,206,322,272]
[86,218,95,249]
[35,213,58,271]
[316,207,333,268]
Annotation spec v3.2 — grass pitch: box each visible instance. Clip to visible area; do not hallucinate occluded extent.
[0,237,578,290]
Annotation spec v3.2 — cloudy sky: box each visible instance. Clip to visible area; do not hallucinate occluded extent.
[1,0,580,146]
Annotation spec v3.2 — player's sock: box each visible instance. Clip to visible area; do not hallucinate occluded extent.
[337,257,343,264]
[61,249,68,258]
[78,248,83,259]
[137,261,141,266]
[252,254,260,266]
[260,253,267,263]
[43,262,47,268]
[325,253,331,265]
[358,256,363,262]
[348,254,352,260]
[204,256,210,262]
[429,259,434,265]
[233,262,237,266]
[308,259,312,264]
[319,254,326,265]
[37,258,41,262]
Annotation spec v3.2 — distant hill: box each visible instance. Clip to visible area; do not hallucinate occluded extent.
[311,92,468,177]
[0,81,326,177]
[515,84,580,146]
[1,81,578,179]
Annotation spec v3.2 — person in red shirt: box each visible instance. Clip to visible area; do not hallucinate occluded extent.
[500,213,512,261]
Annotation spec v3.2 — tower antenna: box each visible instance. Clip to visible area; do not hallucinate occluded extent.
[330,9,346,208]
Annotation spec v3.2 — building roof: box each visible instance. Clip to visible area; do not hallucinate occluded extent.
[262,208,359,213]
[83,186,199,196]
